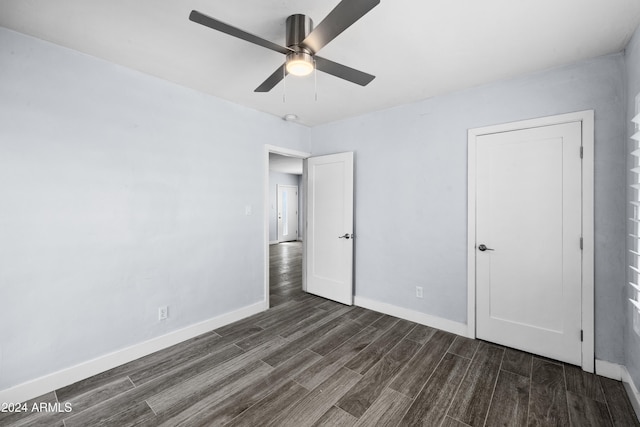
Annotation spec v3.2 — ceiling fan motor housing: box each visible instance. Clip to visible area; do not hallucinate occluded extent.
[285,14,314,76]
[286,14,313,52]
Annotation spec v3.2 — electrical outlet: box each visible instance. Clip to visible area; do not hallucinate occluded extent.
[416,286,423,299]
[158,306,168,321]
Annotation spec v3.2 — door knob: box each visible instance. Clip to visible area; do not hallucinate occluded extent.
[338,233,353,239]
[478,244,494,251]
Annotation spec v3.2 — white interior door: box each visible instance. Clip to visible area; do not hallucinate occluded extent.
[306,152,354,305]
[475,122,582,365]
[277,185,298,242]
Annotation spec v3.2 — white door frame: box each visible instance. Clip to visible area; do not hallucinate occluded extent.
[467,110,595,372]
[264,144,311,308]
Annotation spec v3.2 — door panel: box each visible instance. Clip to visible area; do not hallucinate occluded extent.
[306,152,354,305]
[277,185,298,242]
[476,122,582,365]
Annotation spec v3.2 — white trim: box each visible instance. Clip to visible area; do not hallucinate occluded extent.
[354,296,469,337]
[269,240,279,245]
[596,359,623,380]
[0,301,267,404]
[622,367,640,422]
[596,360,640,421]
[264,145,311,307]
[467,110,595,373]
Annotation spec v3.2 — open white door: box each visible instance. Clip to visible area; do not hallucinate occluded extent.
[306,152,354,305]
[277,185,298,242]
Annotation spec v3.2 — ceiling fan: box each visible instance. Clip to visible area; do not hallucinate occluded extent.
[189,0,380,92]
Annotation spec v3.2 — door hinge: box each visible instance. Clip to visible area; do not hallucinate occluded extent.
[581,330,584,342]
[580,146,583,158]
[580,237,583,250]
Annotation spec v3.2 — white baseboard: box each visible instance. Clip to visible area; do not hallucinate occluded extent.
[0,300,267,404]
[354,296,469,337]
[622,366,640,421]
[595,359,640,421]
[596,359,623,380]
[269,240,279,245]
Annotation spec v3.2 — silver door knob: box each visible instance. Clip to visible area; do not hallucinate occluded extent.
[478,244,494,251]
[338,233,353,239]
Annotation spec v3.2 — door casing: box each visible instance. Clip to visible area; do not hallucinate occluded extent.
[467,110,594,372]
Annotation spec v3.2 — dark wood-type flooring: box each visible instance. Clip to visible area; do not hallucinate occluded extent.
[2,241,639,426]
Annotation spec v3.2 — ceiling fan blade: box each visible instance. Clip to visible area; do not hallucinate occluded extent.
[301,0,380,54]
[190,10,292,55]
[314,56,375,86]
[255,64,287,92]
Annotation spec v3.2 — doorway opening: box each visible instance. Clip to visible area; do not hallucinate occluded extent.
[264,145,310,308]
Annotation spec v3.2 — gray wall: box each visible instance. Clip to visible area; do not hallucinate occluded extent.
[0,28,310,390]
[625,24,640,390]
[310,54,627,364]
[268,171,303,242]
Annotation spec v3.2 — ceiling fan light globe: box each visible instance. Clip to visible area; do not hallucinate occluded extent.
[286,52,314,76]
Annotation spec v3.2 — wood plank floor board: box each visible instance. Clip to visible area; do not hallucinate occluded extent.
[446,341,504,426]
[370,314,400,331]
[309,320,363,356]
[294,326,384,390]
[484,369,529,427]
[447,335,480,360]
[64,376,135,417]
[277,308,340,339]
[278,306,353,341]
[128,334,244,386]
[527,358,570,427]
[441,416,473,427]
[337,338,421,418]
[147,362,275,427]
[352,310,385,328]
[390,329,456,398]
[399,352,471,426]
[5,242,638,427]
[233,327,283,351]
[146,335,289,413]
[262,315,353,367]
[501,347,533,378]
[62,343,253,427]
[255,301,322,330]
[312,406,358,427]
[341,306,369,320]
[224,380,309,427]
[180,349,321,426]
[271,367,361,427]
[405,324,437,345]
[344,319,416,375]
[95,400,156,427]
[354,387,412,427]
[566,390,613,427]
[564,363,606,403]
[599,376,640,427]
[147,359,272,415]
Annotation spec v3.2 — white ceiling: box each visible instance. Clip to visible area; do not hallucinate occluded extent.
[2,1,640,126]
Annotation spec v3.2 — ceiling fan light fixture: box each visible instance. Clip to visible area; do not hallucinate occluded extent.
[286,51,314,76]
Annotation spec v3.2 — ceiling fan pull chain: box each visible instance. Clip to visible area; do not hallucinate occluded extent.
[314,60,318,101]
[282,64,287,103]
